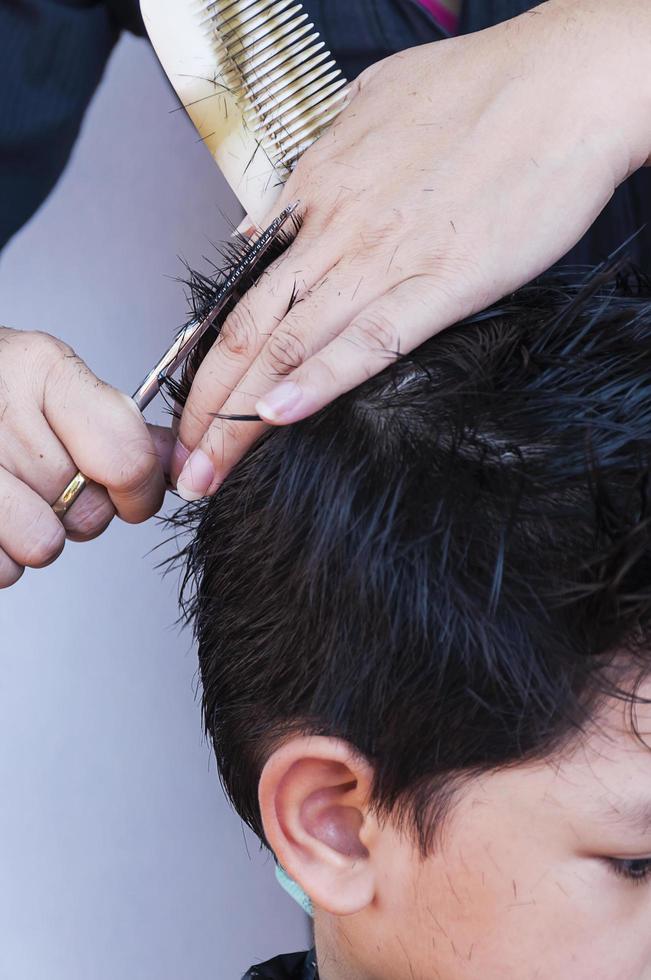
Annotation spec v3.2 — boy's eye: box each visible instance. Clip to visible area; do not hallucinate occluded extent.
[609,858,651,885]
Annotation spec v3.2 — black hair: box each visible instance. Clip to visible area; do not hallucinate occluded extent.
[168,253,651,853]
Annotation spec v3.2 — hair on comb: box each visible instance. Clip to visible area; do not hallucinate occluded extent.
[141,0,349,220]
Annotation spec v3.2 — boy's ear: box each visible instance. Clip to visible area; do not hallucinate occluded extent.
[259,736,379,916]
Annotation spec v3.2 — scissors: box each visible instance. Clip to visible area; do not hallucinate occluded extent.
[52,203,297,520]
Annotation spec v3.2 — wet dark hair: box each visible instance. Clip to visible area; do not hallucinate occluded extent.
[169,251,651,853]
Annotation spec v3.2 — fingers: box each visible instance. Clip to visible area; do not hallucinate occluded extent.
[257,276,461,423]
[0,405,175,544]
[174,155,336,489]
[43,352,166,524]
[148,424,176,482]
[0,467,66,583]
[174,275,461,499]
[175,260,389,496]
[174,239,335,482]
[0,408,115,541]
[174,157,334,471]
[0,548,24,589]
[148,423,176,499]
[176,419,256,501]
[0,417,175,593]
[64,425,174,539]
[0,329,175,590]
[62,482,115,542]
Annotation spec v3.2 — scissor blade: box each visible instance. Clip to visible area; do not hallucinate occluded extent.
[131,202,298,412]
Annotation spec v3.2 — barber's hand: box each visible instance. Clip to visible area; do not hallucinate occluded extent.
[174,0,651,499]
[0,327,173,588]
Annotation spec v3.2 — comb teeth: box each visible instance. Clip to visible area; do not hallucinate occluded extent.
[198,0,349,173]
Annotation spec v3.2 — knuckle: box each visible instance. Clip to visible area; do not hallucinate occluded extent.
[6,331,78,396]
[349,312,398,354]
[30,331,75,371]
[415,264,488,317]
[179,396,208,444]
[0,557,24,589]
[104,443,159,498]
[22,520,65,569]
[27,330,73,356]
[365,219,406,250]
[64,489,114,541]
[1,328,74,365]
[40,338,98,398]
[37,455,78,493]
[265,329,308,377]
[308,353,339,387]
[41,331,73,356]
[218,303,259,360]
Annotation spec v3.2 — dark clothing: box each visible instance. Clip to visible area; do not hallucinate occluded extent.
[1,0,648,265]
[243,948,318,980]
[0,0,144,246]
[300,0,448,80]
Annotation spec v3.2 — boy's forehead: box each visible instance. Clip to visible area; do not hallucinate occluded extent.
[526,678,651,823]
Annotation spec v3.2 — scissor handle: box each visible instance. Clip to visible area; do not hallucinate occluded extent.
[51,204,298,520]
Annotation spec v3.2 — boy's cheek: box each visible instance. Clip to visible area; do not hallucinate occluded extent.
[370,847,634,980]
[349,827,568,979]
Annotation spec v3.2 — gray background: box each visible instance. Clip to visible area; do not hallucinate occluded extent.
[0,33,306,980]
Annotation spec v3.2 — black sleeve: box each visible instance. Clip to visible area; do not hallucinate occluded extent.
[0,0,143,250]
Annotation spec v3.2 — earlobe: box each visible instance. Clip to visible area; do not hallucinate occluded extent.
[259,736,378,916]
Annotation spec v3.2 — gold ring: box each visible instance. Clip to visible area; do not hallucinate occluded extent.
[52,471,88,520]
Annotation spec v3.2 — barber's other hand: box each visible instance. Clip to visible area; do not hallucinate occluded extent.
[174,0,651,499]
[0,327,173,588]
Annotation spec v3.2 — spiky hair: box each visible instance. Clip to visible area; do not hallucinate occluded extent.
[168,255,651,852]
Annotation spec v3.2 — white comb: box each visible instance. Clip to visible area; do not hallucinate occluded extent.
[140,0,349,221]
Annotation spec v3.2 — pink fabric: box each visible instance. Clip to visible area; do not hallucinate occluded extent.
[417,0,459,34]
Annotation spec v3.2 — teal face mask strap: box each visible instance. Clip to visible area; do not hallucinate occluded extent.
[275,864,314,917]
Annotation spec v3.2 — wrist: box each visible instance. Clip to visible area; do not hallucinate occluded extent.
[542,0,651,176]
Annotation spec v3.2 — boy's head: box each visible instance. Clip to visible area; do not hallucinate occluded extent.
[175,262,651,979]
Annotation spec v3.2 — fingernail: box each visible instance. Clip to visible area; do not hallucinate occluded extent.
[177,448,214,502]
[256,382,304,423]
